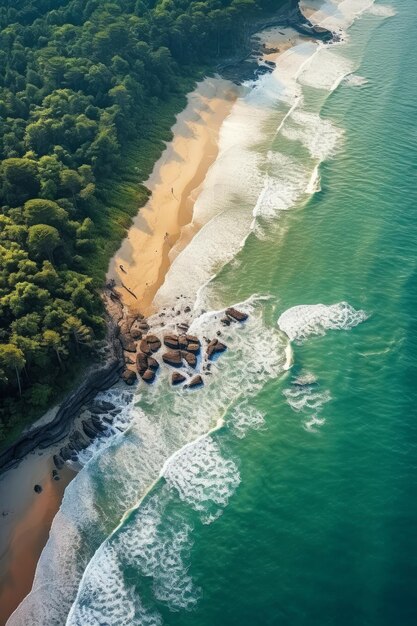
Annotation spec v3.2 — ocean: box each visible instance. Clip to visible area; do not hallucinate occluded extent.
[8,1,417,624]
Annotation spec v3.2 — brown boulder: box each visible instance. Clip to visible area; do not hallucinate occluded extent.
[186,342,200,354]
[182,351,197,368]
[130,327,142,339]
[172,372,186,385]
[142,369,155,383]
[226,307,248,322]
[164,334,179,349]
[147,357,159,371]
[207,339,227,360]
[121,369,137,385]
[162,350,183,367]
[188,375,203,388]
[146,334,161,352]
[185,335,200,344]
[136,352,148,375]
[178,334,188,349]
[139,338,152,355]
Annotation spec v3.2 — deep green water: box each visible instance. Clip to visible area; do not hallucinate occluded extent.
[161,3,417,625]
[9,2,417,625]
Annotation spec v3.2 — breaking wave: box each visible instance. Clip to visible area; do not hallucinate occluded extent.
[277,302,368,343]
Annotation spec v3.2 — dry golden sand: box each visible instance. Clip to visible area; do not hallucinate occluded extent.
[107,77,240,316]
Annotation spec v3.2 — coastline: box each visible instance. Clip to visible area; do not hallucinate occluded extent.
[0,4,333,621]
[107,77,239,317]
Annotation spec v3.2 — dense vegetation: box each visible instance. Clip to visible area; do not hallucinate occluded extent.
[0,0,282,444]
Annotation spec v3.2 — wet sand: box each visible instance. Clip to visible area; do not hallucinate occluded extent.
[0,451,74,624]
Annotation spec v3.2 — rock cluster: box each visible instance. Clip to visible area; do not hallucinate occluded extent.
[115,305,248,390]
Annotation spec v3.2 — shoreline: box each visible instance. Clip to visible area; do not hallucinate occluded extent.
[107,77,240,317]
[0,4,333,621]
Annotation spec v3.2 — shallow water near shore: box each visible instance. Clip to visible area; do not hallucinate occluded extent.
[7,1,417,624]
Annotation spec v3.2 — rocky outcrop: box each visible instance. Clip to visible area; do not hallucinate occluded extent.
[0,356,123,474]
[136,352,159,382]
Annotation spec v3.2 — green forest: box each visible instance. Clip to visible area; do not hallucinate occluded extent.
[0,0,283,446]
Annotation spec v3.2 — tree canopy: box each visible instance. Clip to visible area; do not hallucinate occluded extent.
[0,0,285,443]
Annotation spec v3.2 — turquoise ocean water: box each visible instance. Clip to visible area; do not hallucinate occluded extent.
[9,1,417,625]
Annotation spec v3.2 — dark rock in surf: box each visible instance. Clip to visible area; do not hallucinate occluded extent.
[207,339,227,359]
[147,357,159,371]
[130,327,143,340]
[95,400,115,412]
[53,454,64,470]
[188,375,203,388]
[164,334,179,349]
[186,342,200,354]
[221,317,231,326]
[34,484,42,493]
[82,419,99,439]
[142,369,156,383]
[139,338,153,355]
[122,369,137,385]
[178,334,188,349]
[91,415,107,432]
[226,307,248,322]
[185,335,199,344]
[136,352,149,375]
[172,372,186,385]
[182,351,197,368]
[60,445,73,461]
[146,335,161,352]
[162,350,183,367]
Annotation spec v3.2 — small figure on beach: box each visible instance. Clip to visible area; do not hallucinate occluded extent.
[119,264,127,274]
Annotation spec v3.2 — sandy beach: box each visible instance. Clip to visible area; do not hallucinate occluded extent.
[0,450,74,625]
[107,77,240,316]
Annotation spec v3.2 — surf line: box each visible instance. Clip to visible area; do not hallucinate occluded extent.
[251,42,324,225]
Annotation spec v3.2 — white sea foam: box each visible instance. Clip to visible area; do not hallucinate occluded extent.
[278,302,368,343]
[299,46,355,91]
[343,73,369,87]
[302,0,377,32]
[281,110,344,160]
[366,4,396,17]
[66,544,162,626]
[283,370,331,432]
[283,384,332,412]
[163,436,240,524]
[228,401,266,439]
